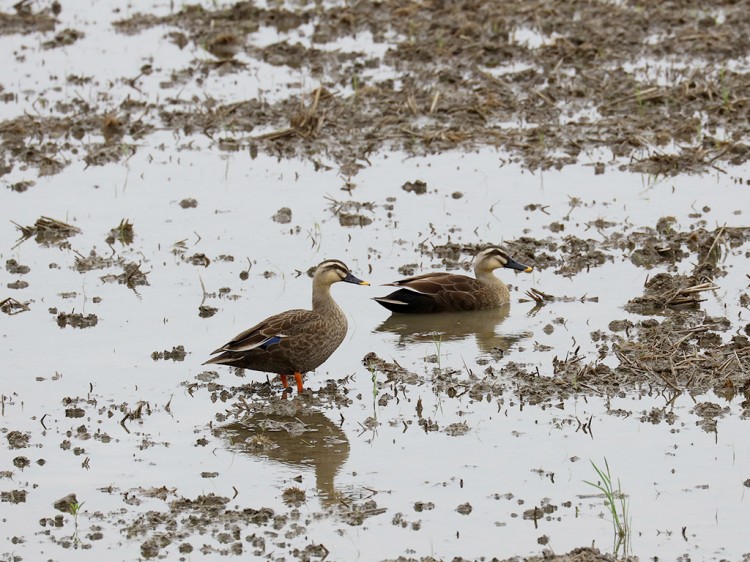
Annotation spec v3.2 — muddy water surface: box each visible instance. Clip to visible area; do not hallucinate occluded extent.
[4,144,750,561]
[2,1,750,561]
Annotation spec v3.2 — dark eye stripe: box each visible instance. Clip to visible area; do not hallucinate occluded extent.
[479,246,507,259]
[320,259,349,273]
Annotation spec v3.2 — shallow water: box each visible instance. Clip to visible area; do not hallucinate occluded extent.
[3,138,750,560]
[3,2,750,561]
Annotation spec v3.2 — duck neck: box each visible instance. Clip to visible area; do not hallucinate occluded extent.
[312,281,342,314]
[475,267,510,304]
[475,267,503,288]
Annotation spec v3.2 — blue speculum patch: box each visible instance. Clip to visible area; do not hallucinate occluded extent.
[259,336,282,349]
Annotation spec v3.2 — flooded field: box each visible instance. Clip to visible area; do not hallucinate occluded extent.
[2,1,750,561]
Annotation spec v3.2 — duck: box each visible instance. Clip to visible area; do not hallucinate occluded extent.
[204,259,368,393]
[373,246,532,313]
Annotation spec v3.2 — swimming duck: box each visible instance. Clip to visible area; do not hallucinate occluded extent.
[205,259,368,393]
[374,246,532,313]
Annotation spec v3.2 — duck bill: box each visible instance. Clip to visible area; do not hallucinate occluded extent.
[505,257,533,273]
[344,272,370,285]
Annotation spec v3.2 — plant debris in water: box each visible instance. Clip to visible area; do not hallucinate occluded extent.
[4,1,750,178]
[55,311,98,329]
[2,2,750,560]
[12,217,81,246]
[105,219,134,245]
[151,345,187,361]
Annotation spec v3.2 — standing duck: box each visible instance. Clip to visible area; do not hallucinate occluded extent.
[205,259,368,393]
[374,246,532,313]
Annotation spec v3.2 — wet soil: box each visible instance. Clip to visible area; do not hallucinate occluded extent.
[3,1,750,180]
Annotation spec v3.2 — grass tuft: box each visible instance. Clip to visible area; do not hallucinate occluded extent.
[584,458,630,556]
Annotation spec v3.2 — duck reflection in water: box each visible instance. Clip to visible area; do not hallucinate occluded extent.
[219,409,349,507]
[374,305,530,354]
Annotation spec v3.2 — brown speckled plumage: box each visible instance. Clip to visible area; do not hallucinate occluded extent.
[205,260,368,392]
[374,246,532,313]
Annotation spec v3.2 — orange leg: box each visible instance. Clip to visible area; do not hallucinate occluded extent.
[280,374,289,389]
[294,372,304,394]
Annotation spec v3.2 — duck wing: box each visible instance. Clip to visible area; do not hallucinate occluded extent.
[376,273,483,313]
[385,272,479,295]
[207,309,310,355]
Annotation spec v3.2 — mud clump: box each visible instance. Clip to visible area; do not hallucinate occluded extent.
[205,32,244,60]
[65,407,85,418]
[125,492,276,559]
[74,250,119,272]
[199,305,218,318]
[53,493,79,512]
[326,198,375,228]
[396,263,418,276]
[523,503,557,520]
[691,401,730,433]
[456,502,473,515]
[0,3,57,35]
[5,259,30,274]
[272,207,292,224]
[100,262,150,288]
[444,422,470,436]
[282,487,306,506]
[610,316,750,398]
[42,28,84,49]
[626,224,750,273]
[401,180,427,195]
[0,490,27,504]
[56,311,98,329]
[338,213,373,227]
[141,534,172,558]
[7,280,28,289]
[186,253,210,267]
[414,501,434,512]
[8,180,35,192]
[625,273,718,312]
[6,431,30,449]
[151,345,187,361]
[362,352,421,385]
